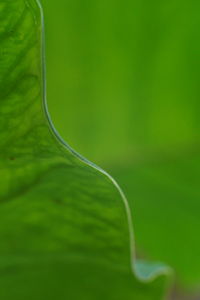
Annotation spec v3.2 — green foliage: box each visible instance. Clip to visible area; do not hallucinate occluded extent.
[41,0,200,291]
[0,1,170,299]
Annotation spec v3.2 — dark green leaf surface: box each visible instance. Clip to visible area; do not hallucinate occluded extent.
[0,1,170,299]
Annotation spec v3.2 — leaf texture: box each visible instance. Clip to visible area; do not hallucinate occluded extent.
[0,1,171,299]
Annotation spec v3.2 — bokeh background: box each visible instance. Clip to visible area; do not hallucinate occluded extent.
[41,0,200,296]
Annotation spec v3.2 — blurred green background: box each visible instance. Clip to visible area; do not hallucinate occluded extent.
[41,0,200,294]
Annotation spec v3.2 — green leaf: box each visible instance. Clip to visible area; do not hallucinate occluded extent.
[0,1,171,299]
[42,0,200,291]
